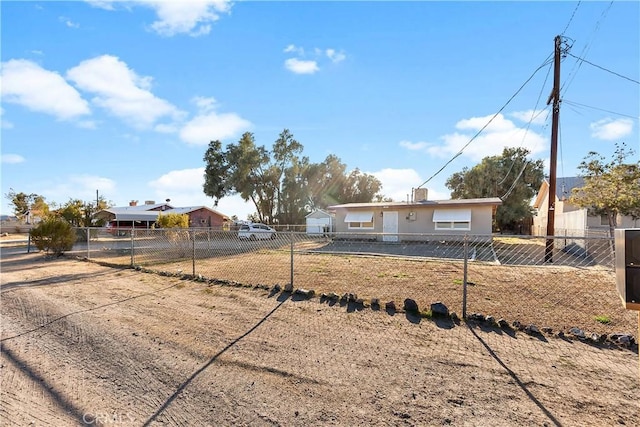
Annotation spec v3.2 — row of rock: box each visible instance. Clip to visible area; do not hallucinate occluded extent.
[467,312,636,348]
[120,262,638,349]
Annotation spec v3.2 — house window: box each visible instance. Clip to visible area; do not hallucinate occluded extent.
[344,211,374,229]
[433,209,471,231]
[600,214,609,226]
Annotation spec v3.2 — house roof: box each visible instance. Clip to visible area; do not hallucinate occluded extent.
[305,209,334,218]
[167,206,230,218]
[555,177,585,201]
[533,177,585,208]
[329,197,502,210]
[101,211,162,222]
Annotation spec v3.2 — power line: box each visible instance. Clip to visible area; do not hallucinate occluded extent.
[416,54,554,189]
[563,99,639,120]
[562,1,582,36]
[497,61,553,186]
[566,52,639,84]
[560,0,614,97]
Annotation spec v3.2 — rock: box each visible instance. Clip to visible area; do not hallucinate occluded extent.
[284,283,294,292]
[327,292,340,300]
[272,284,281,292]
[542,327,553,334]
[498,319,510,329]
[430,301,449,316]
[484,315,495,325]
[371,298,380,308]
[385,301,396,312]
[295,288,315,298]
[569,327,586,339]
[469,313,485,322]
[525,324,540,335]
[450,312,460,324]
[512,320,523,330]
[616,335,632,346]
[403,298,419,313]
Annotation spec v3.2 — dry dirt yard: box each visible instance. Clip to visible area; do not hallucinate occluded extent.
[1,252,639,426]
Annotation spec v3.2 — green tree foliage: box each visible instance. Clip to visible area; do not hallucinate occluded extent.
[157,213,191,258]
[29,217,76,256]
[445,147,544,231]
[305,154,382,210]
[569,142,640,237]
[5,189,49,222]
[57,197,110,227]
[156,213,190,228]
[203,130,382,224]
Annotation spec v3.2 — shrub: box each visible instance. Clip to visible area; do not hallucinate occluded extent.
[30,217,76,256]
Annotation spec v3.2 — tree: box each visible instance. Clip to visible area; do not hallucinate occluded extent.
[5,189,50,222]
[202,131,385,223]
[57,197,110,227]
[30,217,76,256]
[569,142,640,237]
[156,213,190,228]
[305,155,382,210]
[445,147,544,231]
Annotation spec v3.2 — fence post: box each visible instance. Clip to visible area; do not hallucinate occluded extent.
[86,226,90,259]
[290,230,294,288]
[130,230,135,267]
[192,230,196,276]
[462,234,469,319]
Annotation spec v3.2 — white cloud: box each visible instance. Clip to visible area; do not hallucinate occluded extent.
[419,113,547,162]
[66,55,182,129]
[282,45,346,74]
[88,1,232,37]
[179,96,251,145]
[590,118,633,141]
[284,58,319,75]
[0,108,14,129]
[1,154,25,164]
[399,140,431,151]
[180,112,252,145]
[369,168,450,202]
[510,109,548,126]
[43,174,117,204]
[60,16,80,28]
[284,44,304,55]
[326,48,346,63]
[0,59,91,120]
[148,167,255,218]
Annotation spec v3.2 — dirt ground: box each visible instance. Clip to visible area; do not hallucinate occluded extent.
[1,251,639,426]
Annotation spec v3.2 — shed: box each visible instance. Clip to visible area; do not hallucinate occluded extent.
[305,209,334,234]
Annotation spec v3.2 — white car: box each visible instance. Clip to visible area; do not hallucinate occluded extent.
[238,223,277,240]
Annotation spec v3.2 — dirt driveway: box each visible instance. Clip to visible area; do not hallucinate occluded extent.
[1,252,639,426]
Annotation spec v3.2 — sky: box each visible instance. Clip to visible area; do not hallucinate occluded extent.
[1,0,639,220]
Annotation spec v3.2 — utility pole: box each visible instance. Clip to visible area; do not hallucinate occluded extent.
[545,35,562,263]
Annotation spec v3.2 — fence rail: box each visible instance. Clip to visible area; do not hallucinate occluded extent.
[58,227,636,339]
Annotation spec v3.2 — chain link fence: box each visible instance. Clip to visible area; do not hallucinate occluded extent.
[65,226,636,338]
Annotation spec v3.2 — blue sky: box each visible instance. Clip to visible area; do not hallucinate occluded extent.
[1,0,638,220]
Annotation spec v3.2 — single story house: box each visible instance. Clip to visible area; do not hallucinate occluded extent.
[532,177,639,237]
[305,209,334,234]
[94,200,230,230]
[168,206,231,229]
[328,196,502,242]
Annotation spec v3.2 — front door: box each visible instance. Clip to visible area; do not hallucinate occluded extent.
[382,211,399,242]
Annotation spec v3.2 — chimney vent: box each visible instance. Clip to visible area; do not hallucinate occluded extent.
[413,188,428,202]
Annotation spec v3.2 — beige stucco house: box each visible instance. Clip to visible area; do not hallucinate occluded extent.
[532,177,639,237]
[328,192,501,242]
